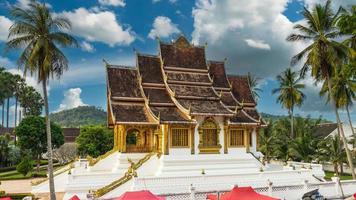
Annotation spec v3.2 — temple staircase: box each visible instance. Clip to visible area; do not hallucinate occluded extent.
[156,153,263,176]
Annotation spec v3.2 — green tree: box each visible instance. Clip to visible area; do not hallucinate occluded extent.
[258,122,274,163]
[288,132,317,162]
[272,68,305,138]
[320,65,356,147]
[15,116,64,172]
[287,0,356,179]
[247,72,262,102]
[16,155,34,176]
[0,133,11,167]
[6,1,77,197]
[18,86,44,117]
[317,135,346,176]
[337,5,356,49]
[76,125,113,158]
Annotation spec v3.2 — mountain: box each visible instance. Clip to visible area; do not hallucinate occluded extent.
[49,106,330,128]
[50,106,106,127]
[260,112,331,123]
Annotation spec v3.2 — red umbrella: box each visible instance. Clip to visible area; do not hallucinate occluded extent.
[114,190,165,200]
[207,186,279,200]
[0,198,12,200]
[68,195,80,200]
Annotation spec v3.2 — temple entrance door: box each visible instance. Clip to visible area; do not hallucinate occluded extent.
[126,129,153,153]
[198,118,221,154]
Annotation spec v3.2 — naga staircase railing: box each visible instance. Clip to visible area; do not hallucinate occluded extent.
[94,152,155,198]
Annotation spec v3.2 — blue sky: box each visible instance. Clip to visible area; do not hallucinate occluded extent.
[0,0,355,126]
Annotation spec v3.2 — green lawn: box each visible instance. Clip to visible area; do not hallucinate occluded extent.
[324,171,353,181]
[0,165,61,181]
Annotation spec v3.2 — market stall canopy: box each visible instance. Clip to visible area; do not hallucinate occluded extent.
[68,195,80,200]
[207,186,279,200]
[114,190,165,200]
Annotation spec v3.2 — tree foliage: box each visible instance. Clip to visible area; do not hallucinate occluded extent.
[76,125,113,157]
[15,116,64,171]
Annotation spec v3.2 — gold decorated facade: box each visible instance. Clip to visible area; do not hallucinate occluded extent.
[107,36,265,155]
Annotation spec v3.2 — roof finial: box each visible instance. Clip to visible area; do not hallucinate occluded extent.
[224,57,227,62]
[102,59,109,66]
[204,42,208,48]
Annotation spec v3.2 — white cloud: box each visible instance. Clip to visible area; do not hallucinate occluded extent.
[148,16,180,39]
[245,39,271,50]
[56,88,87,112]
[152,0,161,3]
[192,0,298,78]
[98,0,125,7]
[58,8,135,46]
[0,16,12,42]
[81,41,95,52]
[0,56,13,66]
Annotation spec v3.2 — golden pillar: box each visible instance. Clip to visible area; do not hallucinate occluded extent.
[190,126,195,154]
[245,129,250,153]
[224,125,228,154]
[162,124,169,155]
[117,125,125,152]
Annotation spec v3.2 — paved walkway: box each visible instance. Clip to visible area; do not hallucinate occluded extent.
[0,178,44,193]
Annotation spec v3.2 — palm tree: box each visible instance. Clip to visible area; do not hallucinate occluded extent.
[337,5,356,49]
[318,135,346,176]
[287,0,356,179]
[6,1,77,199]
[320,65,356,147]
[258,121,274,163]
[288,132,317,162]
[247,72,263,102]
[272,68,305,138]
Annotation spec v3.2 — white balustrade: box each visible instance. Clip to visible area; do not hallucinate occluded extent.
[162,179,356,200]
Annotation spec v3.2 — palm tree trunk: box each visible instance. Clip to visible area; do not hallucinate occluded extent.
[1,101,4,127]
[346,106,355,148]
[327,77,356,179]
[334,163,339,177]
[14,97,18,144]
[6,98,9,128]
[291,107,294,139]
[42,81,56,200]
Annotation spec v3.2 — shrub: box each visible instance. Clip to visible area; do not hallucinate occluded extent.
[8,145,21,166]
[76,125,113,157]
[16,156,34,176]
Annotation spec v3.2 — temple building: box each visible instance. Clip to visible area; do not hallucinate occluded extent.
[106,36,265,156]
[32,36,327,200]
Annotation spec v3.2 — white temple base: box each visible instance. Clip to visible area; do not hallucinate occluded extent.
[32,151,325,200]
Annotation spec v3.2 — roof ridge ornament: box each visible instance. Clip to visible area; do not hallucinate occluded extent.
[174,35,191,48]
[102,59,109,66]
